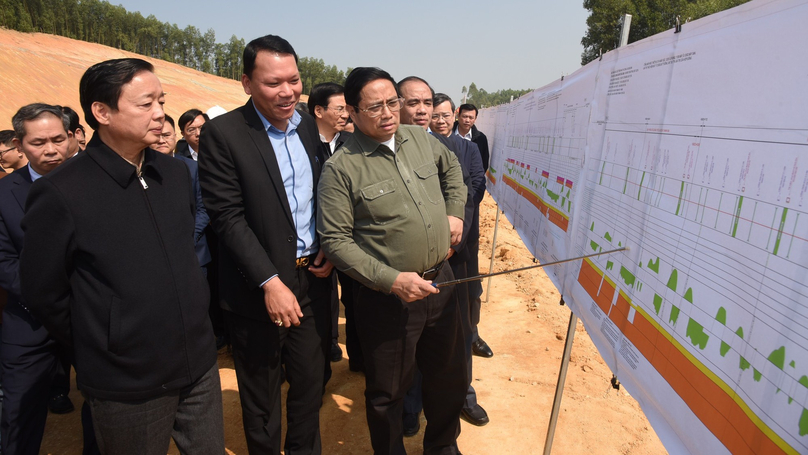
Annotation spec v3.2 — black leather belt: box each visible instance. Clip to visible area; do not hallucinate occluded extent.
[296,253,317,269]
[421,261,445,281]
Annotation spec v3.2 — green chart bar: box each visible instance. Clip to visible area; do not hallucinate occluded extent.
[675,181,685,216]
[773,207,788,255]
[731,196,744,238]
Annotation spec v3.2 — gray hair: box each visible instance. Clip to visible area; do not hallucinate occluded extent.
[12,103,70,140]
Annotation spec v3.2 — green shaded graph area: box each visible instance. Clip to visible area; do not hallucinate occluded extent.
[604,232,612,242]
[684,288,694,303]
[606,261,614,271]
[619,266,636,288]
[546,189,561,203]
[667,269,678,292]
[647,257,660,273]
[686,318,709,350]
[653,294,662,314]
[732,196,744,238]
[590,240,599,252]
[715,307,727,325]
[669,305,680,326]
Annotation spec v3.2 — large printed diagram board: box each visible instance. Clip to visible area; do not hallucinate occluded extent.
[476,1,808,453]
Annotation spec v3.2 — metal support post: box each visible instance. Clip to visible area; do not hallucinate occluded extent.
[543,310,579,455]
[484,208,502,303]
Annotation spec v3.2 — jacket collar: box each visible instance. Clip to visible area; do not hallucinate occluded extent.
[353,127,409,156]
[85,135,163,188]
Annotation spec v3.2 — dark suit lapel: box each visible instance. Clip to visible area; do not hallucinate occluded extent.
[296,114,323,190]
[10,167,32,212]
[241,101,295,228]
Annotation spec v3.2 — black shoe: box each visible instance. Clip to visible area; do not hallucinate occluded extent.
[460,404,489,426]
[49,394,75,414]
[330,342,343,362]
[403,412,421,437]
[472,338,494,358]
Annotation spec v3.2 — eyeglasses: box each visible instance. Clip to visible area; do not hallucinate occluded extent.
[184,126,202,135]
[0,146,16,157]
[431,112,454,121]
[357,97,404,118]
[326,105,346,114]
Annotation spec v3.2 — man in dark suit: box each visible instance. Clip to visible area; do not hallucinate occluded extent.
[20,58,223,455]
[430,93,489,427]
[198,35,333,455]
[308,82,358,369]
[0,103,73,455]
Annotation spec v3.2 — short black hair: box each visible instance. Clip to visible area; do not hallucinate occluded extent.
[243,34,298,79]
[61,105,82,132]
[458,103,478,117]
[164,114,175,130]
[344,67,398,108]
[433,93,455,112]
[0,130,15,146]
[308,82,344,116]
[397,76,435,97]
[178,109,207,132]
[80,58,155,130]
[12,103,70,140]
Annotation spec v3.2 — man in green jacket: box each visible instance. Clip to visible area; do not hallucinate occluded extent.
[317,67,468,455]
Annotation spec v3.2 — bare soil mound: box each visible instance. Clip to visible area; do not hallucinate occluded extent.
[0,28,248,127]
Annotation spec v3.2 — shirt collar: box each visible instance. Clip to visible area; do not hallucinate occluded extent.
[28,163,43,181]
[253,100,301,134]
[352,128,402,156]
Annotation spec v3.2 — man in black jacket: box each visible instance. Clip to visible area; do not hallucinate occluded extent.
[198,35,333,455]
[20,58,224,455]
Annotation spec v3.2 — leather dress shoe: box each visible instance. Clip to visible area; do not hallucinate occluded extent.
[460,404,489,426]
[330,342,343,362]
[403,412,421,437]
[49,394,75,414]
[472,337,494,358]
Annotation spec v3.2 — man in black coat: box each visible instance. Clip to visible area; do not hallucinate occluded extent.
[454,104,490,172]
[198,35,333,455]
[20,58,224,455]
[0,103,73,455]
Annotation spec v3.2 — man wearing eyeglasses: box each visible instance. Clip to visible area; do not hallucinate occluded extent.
[318,67,468,455]
[176,108,207,161]
[308,82,361,372]
[0,130,29,175]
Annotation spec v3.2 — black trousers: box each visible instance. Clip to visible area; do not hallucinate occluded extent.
[466,237,482,341]
[404,255,478,419]
[0,339,58,455]
[355,265,466,455]
[338,271,363,371]
[227,268,331,455]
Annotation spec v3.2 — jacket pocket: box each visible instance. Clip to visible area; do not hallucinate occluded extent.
[360,179,408,225]
[413,163,444,205]
[108,295,122,354]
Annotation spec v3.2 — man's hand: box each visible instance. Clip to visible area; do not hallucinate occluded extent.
[262,277,304,327]
[308,250,334,278]
[447,248,455,259]
[448,215,463,245]
[391,272,439,302]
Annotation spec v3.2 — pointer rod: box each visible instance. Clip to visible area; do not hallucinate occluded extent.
[433,246,628,288]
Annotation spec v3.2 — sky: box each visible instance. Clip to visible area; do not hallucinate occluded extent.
[112,0,591,106]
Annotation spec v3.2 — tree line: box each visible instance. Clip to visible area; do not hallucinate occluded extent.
[461,83,532,109]
[581,0,750,65]
[0,0,349,92]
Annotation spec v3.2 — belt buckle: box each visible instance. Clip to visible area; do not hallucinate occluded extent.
[296,256,310,269]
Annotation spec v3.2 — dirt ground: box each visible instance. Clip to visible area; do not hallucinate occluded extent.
[38,193,666,455]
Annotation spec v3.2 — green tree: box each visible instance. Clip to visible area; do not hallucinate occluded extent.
[465,82,531,108]
[581,0,751,65]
